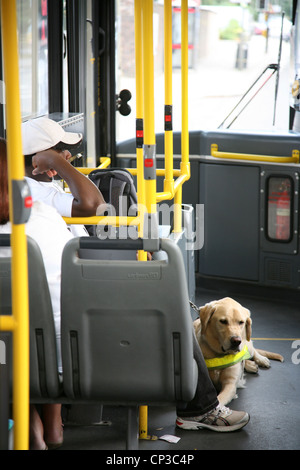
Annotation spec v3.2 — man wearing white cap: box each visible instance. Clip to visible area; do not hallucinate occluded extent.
[22,116,105,235]
[18,117,106,448]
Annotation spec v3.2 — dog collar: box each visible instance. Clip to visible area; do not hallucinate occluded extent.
[205,345,252,370]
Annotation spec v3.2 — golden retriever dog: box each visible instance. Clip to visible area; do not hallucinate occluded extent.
[193,297,284,406]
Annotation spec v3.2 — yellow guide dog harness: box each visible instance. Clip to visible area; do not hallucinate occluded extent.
[204,345,252,370]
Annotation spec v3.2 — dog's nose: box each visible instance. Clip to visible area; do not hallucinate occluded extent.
[230,336,241,349]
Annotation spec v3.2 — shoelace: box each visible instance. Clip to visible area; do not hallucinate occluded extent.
[201,405,233,425]
[214,405,232,417]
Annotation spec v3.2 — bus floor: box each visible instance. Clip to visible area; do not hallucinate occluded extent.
[57,282,300,451]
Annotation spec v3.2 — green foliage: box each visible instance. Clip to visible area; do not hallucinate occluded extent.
[219,19,242,40]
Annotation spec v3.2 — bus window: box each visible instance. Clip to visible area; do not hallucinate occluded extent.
[267,176,292,242]
[172,6,196,68]
[17,0,49,118]
[116,0,292,143]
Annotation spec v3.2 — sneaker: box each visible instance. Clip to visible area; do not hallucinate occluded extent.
[176,405,250,432]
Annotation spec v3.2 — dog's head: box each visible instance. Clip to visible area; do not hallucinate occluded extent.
[199,297,252,355]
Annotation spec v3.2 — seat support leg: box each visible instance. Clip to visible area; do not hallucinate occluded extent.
[126,406,139,450]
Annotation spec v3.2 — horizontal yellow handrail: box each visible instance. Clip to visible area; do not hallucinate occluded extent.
[211,144,300,164]
[76,157,111,174]
[129,168,181,177]
[63,215,139,226]
[77,166,181,177]
[0,315,17,331]
[74,166,188,204]
[156,171,190,202]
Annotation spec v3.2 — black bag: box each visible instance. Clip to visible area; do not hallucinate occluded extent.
[86,168,138,236]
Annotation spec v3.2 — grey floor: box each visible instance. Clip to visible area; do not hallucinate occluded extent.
[57,282,300,451]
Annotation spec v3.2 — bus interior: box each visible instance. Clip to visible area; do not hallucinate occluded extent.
[0,0,300,452]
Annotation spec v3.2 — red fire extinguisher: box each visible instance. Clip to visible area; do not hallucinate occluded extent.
[276,186,290,240]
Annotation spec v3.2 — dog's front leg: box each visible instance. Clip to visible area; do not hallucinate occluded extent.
[217,365,240,406]
[217,383,238,406]
[253,349,270,368]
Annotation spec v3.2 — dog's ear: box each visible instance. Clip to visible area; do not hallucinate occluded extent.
[199,301,217,333]
[246,315,252,341]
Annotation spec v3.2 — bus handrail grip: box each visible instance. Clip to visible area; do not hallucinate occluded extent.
[211,144,300,164]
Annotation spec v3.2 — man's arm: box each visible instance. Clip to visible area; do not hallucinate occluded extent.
[31,149,106,217]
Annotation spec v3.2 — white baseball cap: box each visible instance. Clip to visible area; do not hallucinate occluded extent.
[22,117,82,155]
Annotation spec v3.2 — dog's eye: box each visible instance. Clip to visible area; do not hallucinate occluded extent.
[219,319,228,325]
[239,320,244,325]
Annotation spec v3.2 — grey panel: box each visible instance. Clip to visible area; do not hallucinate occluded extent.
[199,163,260,280]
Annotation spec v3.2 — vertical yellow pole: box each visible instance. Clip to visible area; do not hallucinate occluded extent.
[135,2,149,439]
[142,0,156,215]
[164,0,174,196]
[138,0,157,441]
[174,185,182,233]
[173,0,190,233]
[135,0,147,261]
[1,0,30,450]
[142,1,155,147]
[181,0,189,169]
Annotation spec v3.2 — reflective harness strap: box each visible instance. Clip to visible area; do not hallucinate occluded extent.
[205,345,252,370]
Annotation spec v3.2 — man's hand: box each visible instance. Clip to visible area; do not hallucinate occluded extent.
[30,148,105,217]
[31,149,72,178]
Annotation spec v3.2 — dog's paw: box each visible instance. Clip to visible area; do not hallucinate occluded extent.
[245,359,258,373]
[256,356,270,368]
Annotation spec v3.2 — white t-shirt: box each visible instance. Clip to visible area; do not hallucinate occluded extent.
[25,177,88,237]
[0,201,74,373]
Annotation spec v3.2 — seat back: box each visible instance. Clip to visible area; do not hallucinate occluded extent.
[86,168,138,237]
[0,234,61,399]
[61,237,198,405]
[88,168,137,216]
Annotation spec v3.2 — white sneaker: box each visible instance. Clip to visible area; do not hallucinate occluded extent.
[176,405,250,432]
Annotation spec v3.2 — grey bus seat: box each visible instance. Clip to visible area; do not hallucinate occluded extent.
[61,237,198,404]
[0,234,61,399]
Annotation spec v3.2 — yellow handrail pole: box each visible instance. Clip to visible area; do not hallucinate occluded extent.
[174,185,183,233]
[181,0,190,173]
[63,215,139,226]
[135,0,147,261]
[75,157,111,174]
[1,0,30,450]
[164,0,174,197]
[138,0,157,441]
[143,0,158,235]
[211,144,300,164]
[77,167,181,177]
[99,156,111,168]
[142,0,156,218]
[173,0,190,232]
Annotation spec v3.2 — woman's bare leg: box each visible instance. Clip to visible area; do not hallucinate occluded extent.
[42,404,63,448]
[29,405,47,450]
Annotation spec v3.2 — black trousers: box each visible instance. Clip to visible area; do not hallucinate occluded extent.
[176,331,219,417]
